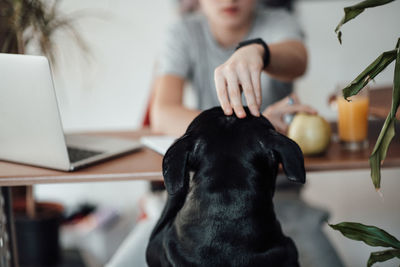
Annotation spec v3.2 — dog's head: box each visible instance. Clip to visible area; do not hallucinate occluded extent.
[162,107,305,197]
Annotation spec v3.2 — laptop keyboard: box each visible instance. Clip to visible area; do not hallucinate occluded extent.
[67,147,103,163]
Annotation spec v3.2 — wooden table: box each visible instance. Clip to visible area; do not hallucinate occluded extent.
[0,131,163,186]
[1,120,399,187]
[305,119,400,172]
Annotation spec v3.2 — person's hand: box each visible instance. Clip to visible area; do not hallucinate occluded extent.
[262,93,317,134]
[214,44,265,118]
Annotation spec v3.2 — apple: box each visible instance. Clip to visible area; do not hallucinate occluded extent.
[287,113,332,155]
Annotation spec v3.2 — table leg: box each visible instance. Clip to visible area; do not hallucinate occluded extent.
[0,187,19,267]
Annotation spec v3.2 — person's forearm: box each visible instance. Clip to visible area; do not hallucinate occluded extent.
[149,75,200,136]
[264,40,307,82]
[151,104,200,136]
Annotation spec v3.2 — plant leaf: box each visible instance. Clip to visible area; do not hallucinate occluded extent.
[391,38,400,116]
[367,249,400,267]
[335,0,396,43]
[369,116,396,189]
[329,222,400,249]
[2,0,90,67]
[342,49,397,100]
[369,38,400,189]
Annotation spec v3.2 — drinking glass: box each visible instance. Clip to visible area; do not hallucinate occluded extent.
[336,87,369,150]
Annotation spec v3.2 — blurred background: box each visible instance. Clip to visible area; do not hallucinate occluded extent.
[17,0,400,266]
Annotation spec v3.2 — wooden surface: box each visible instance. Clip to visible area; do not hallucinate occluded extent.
[0,121,399,186]
[0,131,163,186]
[369,86,400,120]
[304,120,400,172]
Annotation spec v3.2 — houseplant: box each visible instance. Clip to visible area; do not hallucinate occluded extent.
[328,0,400,266]
[0,0,88,64]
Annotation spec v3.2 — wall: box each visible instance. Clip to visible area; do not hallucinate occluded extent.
[303,169,400,267]
[295,0,399,120]
[47,0,178,132]
[35,0,400,266]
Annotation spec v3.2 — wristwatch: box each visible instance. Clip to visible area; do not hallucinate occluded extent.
[235,38,270,68]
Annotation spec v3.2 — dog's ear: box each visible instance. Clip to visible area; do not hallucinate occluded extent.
[162,134,192,195]
[268,130,306,184]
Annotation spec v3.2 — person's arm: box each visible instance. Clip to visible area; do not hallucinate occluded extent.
[265,40,307,81]
[214,39,307,118]
[150,74,200,136]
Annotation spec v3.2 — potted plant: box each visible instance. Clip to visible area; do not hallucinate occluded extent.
[327,0,400,266]
[13,190,65,266]
[0,0,88,265]
[0,0,88,62]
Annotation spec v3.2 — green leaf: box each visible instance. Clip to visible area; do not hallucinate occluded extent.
[391,38,400,116]
[335,0,396,43]
[369,116,396,189]
[342,49,397,100]
[369,38,400,189]
[329,222,400,249]
[367,249,400,267]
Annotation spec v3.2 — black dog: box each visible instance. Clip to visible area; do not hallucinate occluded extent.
[146,107,305,267]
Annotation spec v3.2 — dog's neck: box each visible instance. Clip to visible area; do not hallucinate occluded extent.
[176,170,282,230]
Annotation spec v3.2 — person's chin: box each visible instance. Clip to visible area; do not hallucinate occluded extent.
[222,20,247,30]
[218,13,249,29]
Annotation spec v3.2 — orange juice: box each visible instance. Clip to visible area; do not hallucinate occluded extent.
[337,95,369,142]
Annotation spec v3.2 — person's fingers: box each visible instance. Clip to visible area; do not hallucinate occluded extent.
[262,106,288,133]
[289,92,300,104]
[303,105,318,115]
[237,67,259,117]
[284,104,318,115]
[226,70,246,118]
[273,95,293,109]
[250,69,262,107]
[275,120,288,134]
[214,67,233,115]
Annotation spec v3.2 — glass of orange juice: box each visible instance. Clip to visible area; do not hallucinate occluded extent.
[336,87,369,150]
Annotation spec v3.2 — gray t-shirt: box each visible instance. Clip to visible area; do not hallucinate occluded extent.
[157,8,303,111]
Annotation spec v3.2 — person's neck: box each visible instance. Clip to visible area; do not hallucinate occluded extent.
[210,19,253,48]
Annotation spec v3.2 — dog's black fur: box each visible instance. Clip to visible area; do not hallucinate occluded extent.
[146,107,305,267]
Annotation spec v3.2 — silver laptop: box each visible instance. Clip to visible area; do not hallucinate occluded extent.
[0,53,142,171]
